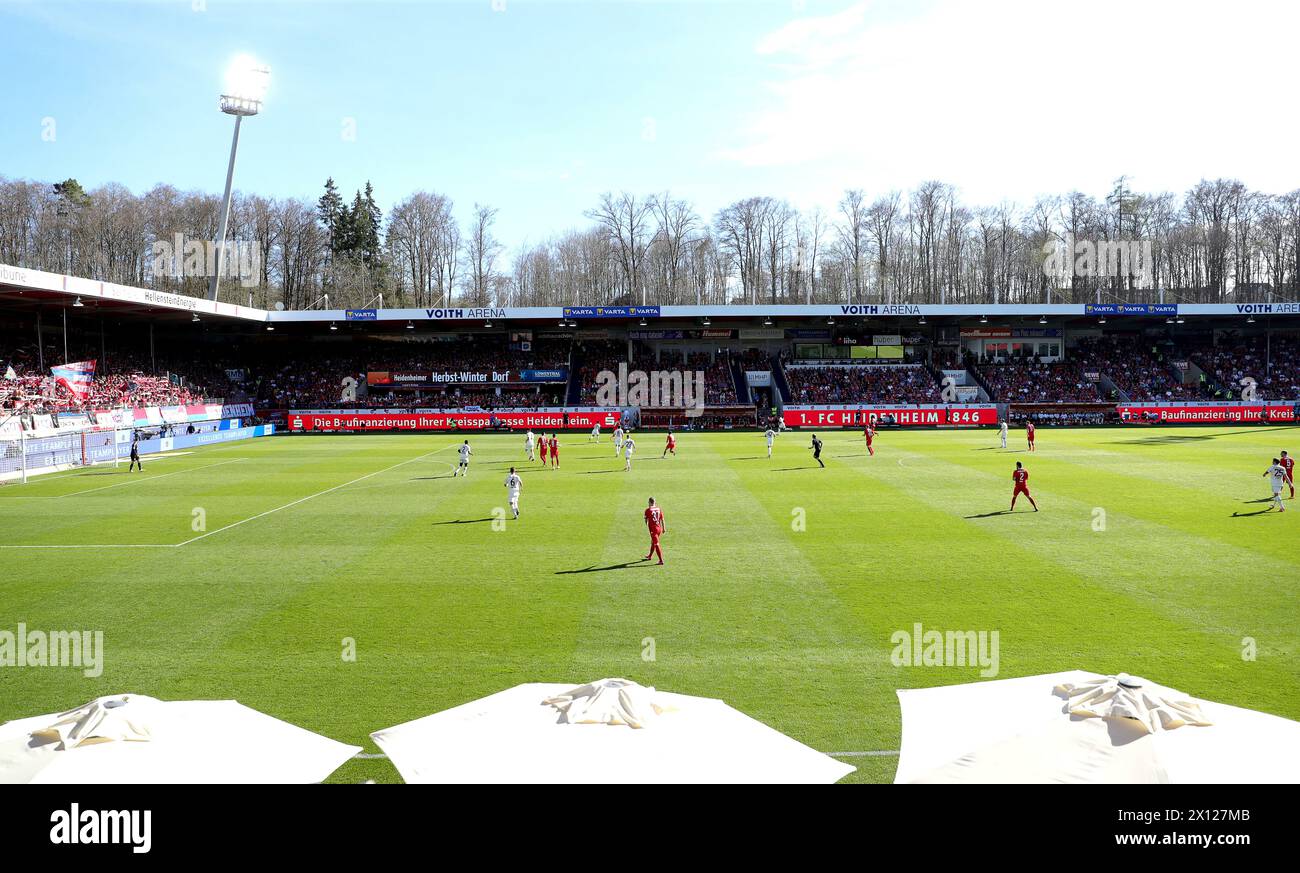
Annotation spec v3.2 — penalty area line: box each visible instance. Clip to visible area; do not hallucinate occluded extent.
[0,446,453,550]
[39,458,249,499]
[174,444,454,547]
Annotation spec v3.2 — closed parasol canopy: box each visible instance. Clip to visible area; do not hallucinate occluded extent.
[895,671,1300,784]
[372,678,854,784]
[0,694,361,784]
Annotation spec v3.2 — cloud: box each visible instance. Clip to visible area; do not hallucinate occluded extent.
[720,0,1300,201]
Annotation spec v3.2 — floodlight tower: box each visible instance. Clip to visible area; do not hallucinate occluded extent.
[208,55,270,302]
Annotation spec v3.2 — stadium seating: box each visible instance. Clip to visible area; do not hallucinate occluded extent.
[0,369,205,414]
[8,320,1299,415]
[974,335,1300,404]
[1192,336,1300,400]
[978,360,1102,403]
[254,336,571,409]
[1070,335,1203,401]
[784,364,942,404]
[573,341,739,406]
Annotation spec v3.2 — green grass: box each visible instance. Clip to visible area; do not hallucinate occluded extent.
[1,425,1297,783]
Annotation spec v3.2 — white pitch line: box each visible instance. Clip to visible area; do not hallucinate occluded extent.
[0,543,177,549]
[174,444,454,547]
[40,458,248,499]
[827,750,899,757]
[348,749,899,760]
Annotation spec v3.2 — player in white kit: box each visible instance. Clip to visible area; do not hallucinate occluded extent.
[764,428,776,459]
[503,466,523,519]
[623,436,636,471]
[999,420,1008,449]
[1264,458,1288,512]
[590,423,601,442]
[613,426,625,457]
[525,429,536,461]
[454,440,473,476]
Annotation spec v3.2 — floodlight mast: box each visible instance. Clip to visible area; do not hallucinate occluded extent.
[208,59,269,303]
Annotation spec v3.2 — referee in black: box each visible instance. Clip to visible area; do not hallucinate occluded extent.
[809,434,824,468]
[129,433,143,472]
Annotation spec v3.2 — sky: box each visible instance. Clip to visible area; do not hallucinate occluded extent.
[2,0,1297,253]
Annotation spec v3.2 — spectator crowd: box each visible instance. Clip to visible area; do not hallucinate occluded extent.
[785,364,942,404]
[978,360,1102,403]
[1193,336,1300,400]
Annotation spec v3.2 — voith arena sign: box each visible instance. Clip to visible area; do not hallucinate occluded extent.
[422,307,506,320]
[838,304,923,316]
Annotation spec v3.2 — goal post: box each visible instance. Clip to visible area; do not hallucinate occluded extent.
[0,427,26,484]
[80,427,120,469]
[0,404,136,484]
[1,425,128,484]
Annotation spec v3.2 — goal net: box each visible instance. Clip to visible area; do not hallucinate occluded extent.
[0,426,124,484]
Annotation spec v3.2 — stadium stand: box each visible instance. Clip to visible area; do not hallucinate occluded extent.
[573,341,739,406]
[252,335,571,409]
[7,310,1298,417]
[784,363,942,404]
[1191,335,1300,400]
[978,359,1102,403]
[1,328,211,414]
[1070,335,1203,401]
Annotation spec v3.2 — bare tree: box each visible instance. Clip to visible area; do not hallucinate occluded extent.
[866,192,900,303]
[764,200,793,303]
[649,192,699,304]
[464,203,502,307]
[587,192,652,304]
[836,189,867,302]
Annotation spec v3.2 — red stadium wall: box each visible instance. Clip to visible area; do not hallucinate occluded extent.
[287,409,621,432]
[1117,403,1296,424]
[783,405,999,427]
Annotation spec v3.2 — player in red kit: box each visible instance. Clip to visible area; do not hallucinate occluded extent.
[864,422,875,456]
[1281,450,1294,499]
[1011,461,1038,511]
[549,434,560,468]
[662,430,676,458]
[1025,421,1036,452]
[643,497,666,565]
[538,435,549,466]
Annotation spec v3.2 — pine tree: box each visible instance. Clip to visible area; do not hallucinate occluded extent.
[349,190,369,262]
[52,178,92,210]
[362,181,382,264]
[317,177,344,253]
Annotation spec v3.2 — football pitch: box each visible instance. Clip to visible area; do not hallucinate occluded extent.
[1,426,1297,783]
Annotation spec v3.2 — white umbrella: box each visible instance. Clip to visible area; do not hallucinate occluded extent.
[0,694,361,784]
[371,678,855,783]
[895,670,1300,784]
